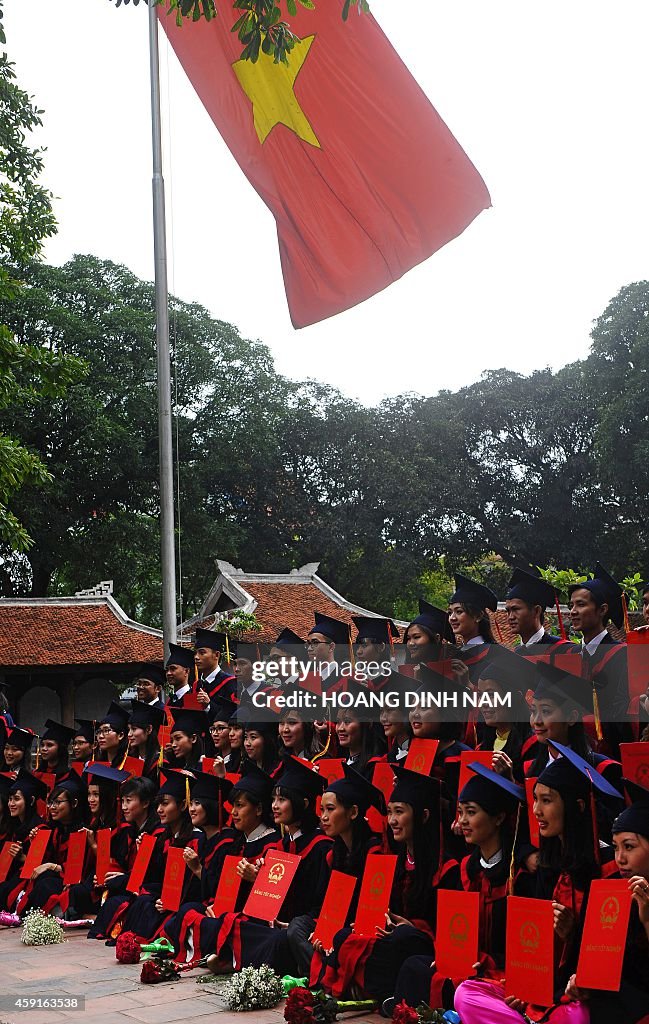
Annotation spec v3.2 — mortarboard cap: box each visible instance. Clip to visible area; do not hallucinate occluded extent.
[568,563,625,629]
[194,629,236,656]
[309,612,350,646]
[0,773,13,800]
[74,719,96,744]
[459,761,525,815]
[9,769,48,803]
[352,616,399,645]
[168,707,207,737]
[450,573,498,613]
[325,762,387,815]
[157,769,195,802]
[532,661,594,714]
[277,753,327,800]
[208,695,239,725]
[189,770,234,805]
[165,643,196,671]
[538,741,623,801]
[231,763,274,803]
[408,601,454,643]
[5,726,35,752]
[506,568,557,610]
[128,700,164,731]
[272,627,305,650]
[134,663,165,688]
[41,719,76,746]
[83,762,130,784]
[53,776,85,798]
[612,779,649,839]
[98,702,130,733]
[390,765,441,811]
[479,647,537,691]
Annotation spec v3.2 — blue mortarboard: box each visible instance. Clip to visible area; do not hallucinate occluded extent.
[165,643,195,671]
[309,612,350,646]
[83,762,130,784]
[539,741,623,800]
[460,761,525,814]
[352,616,399,645]
[450,574,498,613]
[568,563,625,629]
[407,600,454,643]
[506,568,557,610]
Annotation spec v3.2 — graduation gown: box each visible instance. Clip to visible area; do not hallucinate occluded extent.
[15,822,93,918]
[0,811,44,911]
[88,821,166,940]
[120,826,203,941]
[582,638,633,757]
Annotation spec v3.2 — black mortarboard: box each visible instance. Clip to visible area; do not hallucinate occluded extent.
[407,601,454,643]
[53,776,85,798]
[208,695,239,725]
[168,707,207,737]
[134,663,165,688]
[325,762,386,815]
[613,779,649,839]
[242,706,281,735]
[41,719,76,745]
[479,647,537,691]
[309,612,350,646]
[165,643,196,671]
[0,773,13,800]
[273,628,305,650]
[450,573,498,613]
[459,762,525,815]
[189,770,234,804]
[277,753,327,799]
[532,661,593,714]
[83,762,130,784]
[129,700,164,731]
[98,702,130,733]
[5,726,35,752]
[157,769,195,802]
[74,719,96,744]
[506,568,557,610]
[412,661,466,716]
[568,563,625,629]
[194,629,236,657]
[352,616,399,645]
[231,764,274,803]
[390,765,441,811]
[9,769,48,803]
[538,741,623,801]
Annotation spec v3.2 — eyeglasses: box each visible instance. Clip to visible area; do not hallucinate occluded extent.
[96,727,115,736]
[306,639,328,647]
[210,724,229,732]
[47,798,69,807]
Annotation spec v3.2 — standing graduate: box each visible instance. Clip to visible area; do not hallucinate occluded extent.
[194,628,238,704]
[72,720,96,766]
[505,568,571,654]
[1,726,35,773]
[167,708,206,771]
[165,643,198,706]
[133,664,167,712]
[127,701,163,781]
[306,612,351,691]
[95,703,130,769]
[403,601,456,667]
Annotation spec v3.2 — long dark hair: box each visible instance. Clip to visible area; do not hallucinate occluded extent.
[279,712,319,759]
[395,804,441,921]
[527,722,593,778]
[338,716,386,775]
[191,795,227,830]
[459,602,495,643]
[328,796,379,877]
[273,784,319,834]
[243,728,279,774]
[232,787,275,833]
[89,778,118,830]
[537,785,599,889]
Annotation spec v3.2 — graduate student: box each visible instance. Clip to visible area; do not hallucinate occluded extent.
[36,720,76,781]
[194,628,238,703]
[95,703,130,769]
[402,601,455,666]
[448,574,501,685]
[505,567,569,652]
[1,726,35,773]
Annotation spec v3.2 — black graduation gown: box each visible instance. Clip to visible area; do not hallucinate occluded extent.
[121,826,203,941]
[87,821,165,940]
[456,642,502,686]
[16,822,93,918]
[583,637,633,757]
[0,811,43,910]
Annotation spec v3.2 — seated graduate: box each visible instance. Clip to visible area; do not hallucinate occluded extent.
[166,708,206,772]
[0,771,46,917]
[166,763,280,965]
[474,649,536,780]
[389,762,526,1016]
[564,779,649,1024]
[320,766,460,1003]
[453,745,622,1024]
[1,726,35,774]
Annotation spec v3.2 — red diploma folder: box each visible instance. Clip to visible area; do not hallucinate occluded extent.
[63,830,87,885]
[34,771,57,794]
[20,829,52,879]
[366,762,396,833]
[435,889,480,978]
[212,855,243,916]
[405,738,439,776]
[626,630,649,698]
[525,777,540,847]
[95,828,112,885]
[619,742,649,791]
[126,833,157,893]
[576,879,633,991]
[243,849,300,922]
[161,846,187,912]
[0,841,14,883]
[458,751,495,802]
[353,854,397,937]
[182,690,204,711]
[120,757,144,778]
[315,759,346,785]
[505,896,554,1006]
[312,870,356,948]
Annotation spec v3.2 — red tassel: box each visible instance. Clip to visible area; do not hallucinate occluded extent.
[554,593,567,641]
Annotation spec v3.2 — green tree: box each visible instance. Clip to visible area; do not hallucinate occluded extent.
[0,25,84,552]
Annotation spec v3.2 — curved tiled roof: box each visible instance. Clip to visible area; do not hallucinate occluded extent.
[0,597,163,667]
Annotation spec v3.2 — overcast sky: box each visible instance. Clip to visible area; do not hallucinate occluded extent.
[5,1,649,405]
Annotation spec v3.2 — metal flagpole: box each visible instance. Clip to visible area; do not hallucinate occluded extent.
[148,1,177,659]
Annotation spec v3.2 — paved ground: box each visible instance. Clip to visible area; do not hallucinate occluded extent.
[0,925,386,1024]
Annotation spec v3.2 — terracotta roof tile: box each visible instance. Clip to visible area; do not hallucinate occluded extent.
[0,601,163,667]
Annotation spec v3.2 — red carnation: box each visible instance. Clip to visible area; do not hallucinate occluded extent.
[116,931,142,964]
[284,986,316,1024]
[140,960,164,984]
[392,1000,420,1024]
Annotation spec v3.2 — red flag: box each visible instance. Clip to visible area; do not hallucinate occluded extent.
[160,3,489,328]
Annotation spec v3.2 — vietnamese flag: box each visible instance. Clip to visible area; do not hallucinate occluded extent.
[159,2,490,327]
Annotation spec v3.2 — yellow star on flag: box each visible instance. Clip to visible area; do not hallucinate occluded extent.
[233,35,320,149]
